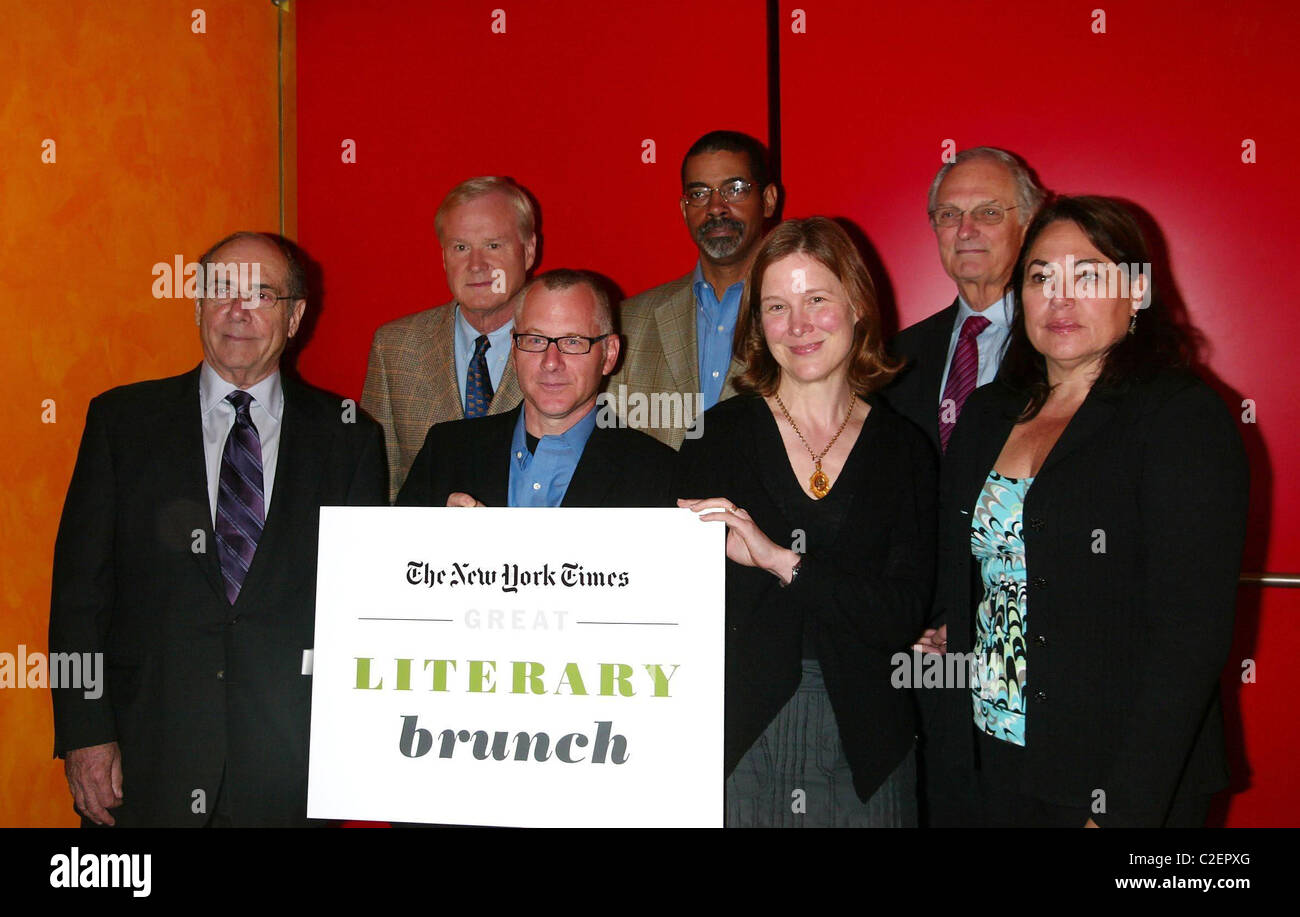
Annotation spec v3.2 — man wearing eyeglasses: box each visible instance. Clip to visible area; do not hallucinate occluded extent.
[884,147,1046,456]
[606,130,779,449]
[397,269,674,509]
[882,149,1045,828]
[362,176,537,502]
[49,232,387,827]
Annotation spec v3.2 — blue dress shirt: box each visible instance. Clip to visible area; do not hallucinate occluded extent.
[937,291,1014,403]
[692,262,745,411]
[453,305,514,413]
[507,406,598,507]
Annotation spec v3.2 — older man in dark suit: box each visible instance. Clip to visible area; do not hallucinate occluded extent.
[882,148,1045,827]
[884,147,1046,455]
[49,232,386,827]
[399,269,675,509]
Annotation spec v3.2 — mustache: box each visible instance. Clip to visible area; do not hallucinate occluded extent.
[697,215,744,236]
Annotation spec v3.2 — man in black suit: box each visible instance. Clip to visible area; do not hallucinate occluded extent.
[883,149,1045,827]
[398,269,675,508]
[884,147,1046,454]
[49,232,386,827]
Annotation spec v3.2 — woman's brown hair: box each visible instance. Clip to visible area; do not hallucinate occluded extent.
[733,216,900,397]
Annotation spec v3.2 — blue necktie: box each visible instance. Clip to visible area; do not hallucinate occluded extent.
[465,334,494,418]
[215,391,265,603]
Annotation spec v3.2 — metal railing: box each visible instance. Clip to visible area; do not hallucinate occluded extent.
[1240,573,1300,588]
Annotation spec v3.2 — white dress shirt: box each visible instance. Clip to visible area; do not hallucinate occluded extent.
[937,291,1015,403]
[199,361,285,525]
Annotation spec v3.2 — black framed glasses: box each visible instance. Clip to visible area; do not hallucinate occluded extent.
[929,204,1018,227]
[682,180,754,208]
[512,332,610,355]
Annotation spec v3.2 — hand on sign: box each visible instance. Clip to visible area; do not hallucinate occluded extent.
[677,497,800,584]
[446,492,486,508]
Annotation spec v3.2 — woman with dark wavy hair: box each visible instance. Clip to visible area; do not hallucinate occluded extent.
[925,195,1249,827]
[678,217,936,826]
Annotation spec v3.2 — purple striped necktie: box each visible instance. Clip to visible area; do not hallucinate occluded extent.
[215,390,265,604]
[938,314,991,453]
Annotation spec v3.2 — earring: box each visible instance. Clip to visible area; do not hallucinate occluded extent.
[1128,311,1137,336]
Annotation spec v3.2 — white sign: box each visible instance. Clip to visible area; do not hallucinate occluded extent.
[307,507,726,827]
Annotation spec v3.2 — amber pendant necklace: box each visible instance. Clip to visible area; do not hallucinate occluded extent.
[773,392,855,499]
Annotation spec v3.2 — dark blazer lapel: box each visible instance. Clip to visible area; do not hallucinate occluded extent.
[920,301,960,440]
[1036,385,1121,479]
[951,387,1021,523]
[166,368,229,603]
[233,375,327,606]
[471,409,515,508]
[561,423,622,507]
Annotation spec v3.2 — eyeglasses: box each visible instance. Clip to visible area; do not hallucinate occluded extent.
[929,204,1018,227]
[512,333,610,355]
[204,284,298,308]
[682,180,754,208]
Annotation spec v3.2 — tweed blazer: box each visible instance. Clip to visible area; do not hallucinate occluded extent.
[362,301,522,501]
[605,271,745,450]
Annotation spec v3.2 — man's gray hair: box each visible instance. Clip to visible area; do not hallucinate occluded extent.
[927,147,1046,222]
[516,269,614,337]
[198,231,307,299]
[435,176,537,244]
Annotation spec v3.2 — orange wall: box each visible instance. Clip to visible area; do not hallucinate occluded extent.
[0,0,284,827]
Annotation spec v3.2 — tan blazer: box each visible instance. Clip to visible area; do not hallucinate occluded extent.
[361,301,521,501]
[606,271,745,450]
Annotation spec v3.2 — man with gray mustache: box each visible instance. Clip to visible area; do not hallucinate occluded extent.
[606,130,779,449]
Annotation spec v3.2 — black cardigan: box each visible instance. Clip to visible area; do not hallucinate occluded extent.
[930,369,1249,826]
[677,393,937,801]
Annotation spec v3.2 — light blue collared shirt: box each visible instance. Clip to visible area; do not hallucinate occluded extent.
[507,406,598,507]
[937,291,1014,402]
[198,362,284,525]
[453,305,514,414]
[692,262,745,411]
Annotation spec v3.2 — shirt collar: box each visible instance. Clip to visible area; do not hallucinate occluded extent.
[454,303,515,355]
[510,404,599,468]
[199,361,284,421]
[691,260,745,304]
[955,289,1014,330]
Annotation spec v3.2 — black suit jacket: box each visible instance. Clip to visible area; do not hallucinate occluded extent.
[395,406,677,508]
[49,366,387,827]
[677,394,937,801]
[882,301,959,454]
[931,369,1249,826]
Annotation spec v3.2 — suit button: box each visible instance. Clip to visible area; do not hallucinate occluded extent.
[1034,690,1047,703]
[1028,517,1045,530]
[216,669,225,680]
[1031,576,1047,589]
[1035,634,1048,646]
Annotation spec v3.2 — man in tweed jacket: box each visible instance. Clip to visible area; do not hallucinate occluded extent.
[362,176,537,500]
[607,131,777,450]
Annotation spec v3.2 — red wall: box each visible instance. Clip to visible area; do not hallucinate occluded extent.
[294,0,768,397]
[294,0,1298,826]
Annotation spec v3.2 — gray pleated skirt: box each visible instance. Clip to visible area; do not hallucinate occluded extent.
[726,660,917,827]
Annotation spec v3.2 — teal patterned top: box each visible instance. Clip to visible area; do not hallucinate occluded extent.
[970,469,1034,746]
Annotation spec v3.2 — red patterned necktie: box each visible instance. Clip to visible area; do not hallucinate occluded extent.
[938,314,991,453]
[215,390,265,603]
[465,334,494,418]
